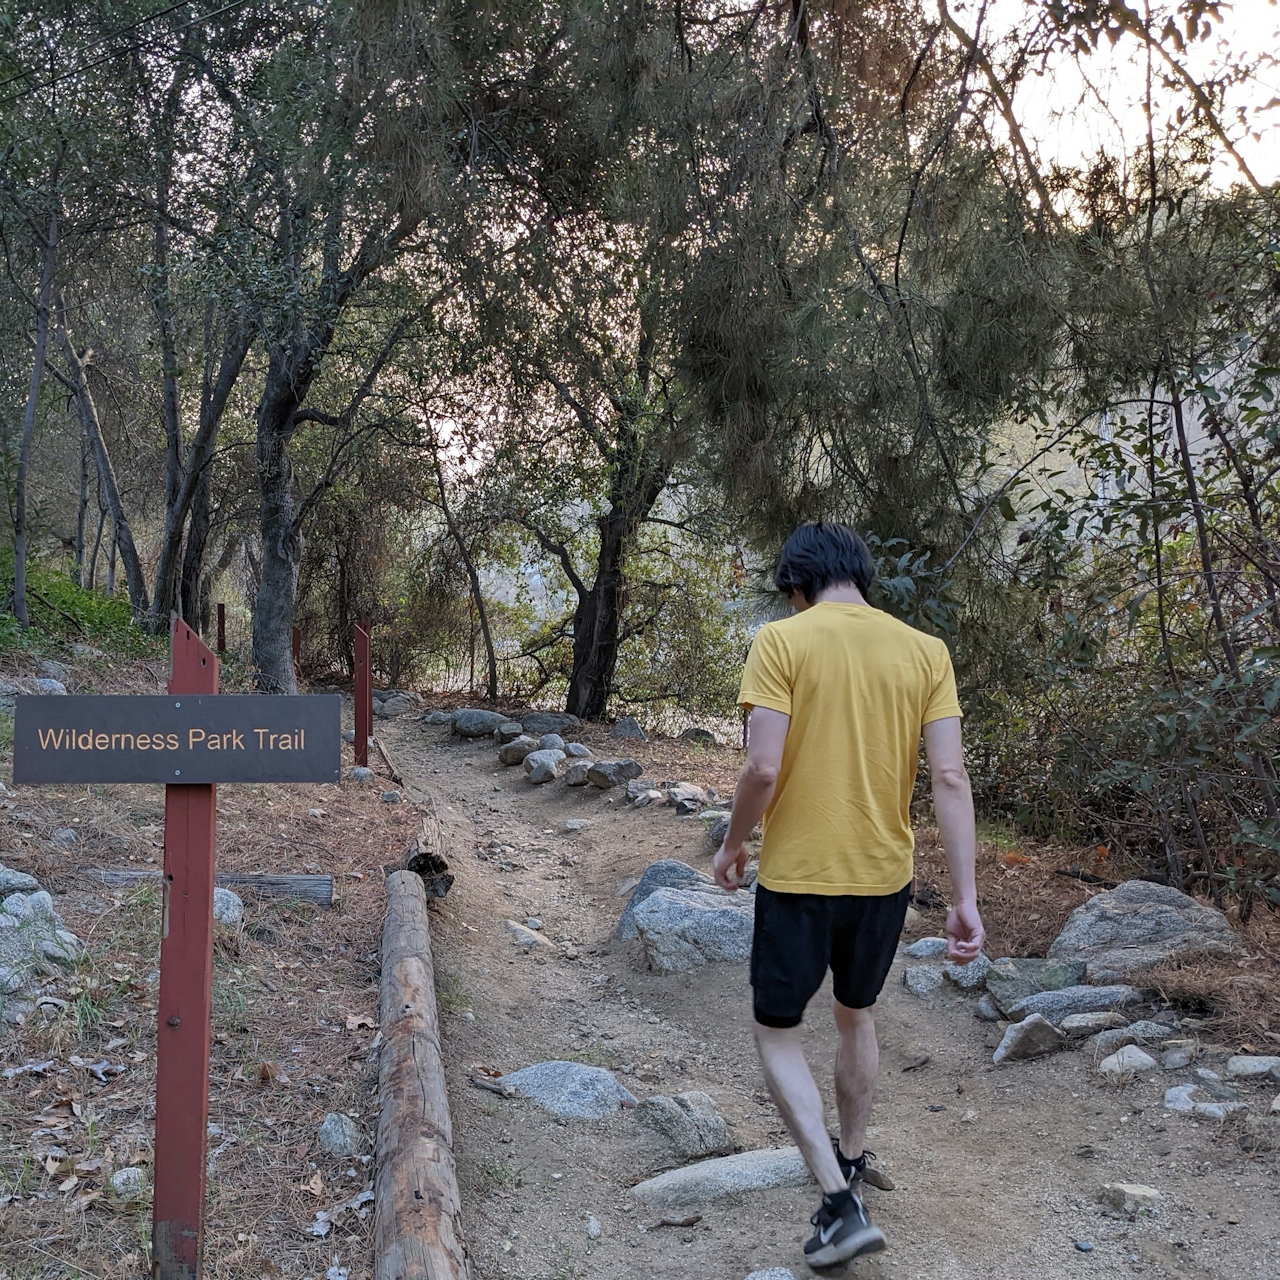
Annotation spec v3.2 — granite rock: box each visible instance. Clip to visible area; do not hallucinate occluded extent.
[631,1147,812,1208]
[1007,984,1142,1026]
[0,864,41,896]
[611,716,647,741]
[680,728,718,746]
[1224,1055,1280,1080]
[538,733,566,752]
[904,937,949,959]
[498,735,539,765]
[633,887,754,973]
[616,860,713,940]
[985,957,1088,1014]
[564,761,592,787]
[635,1090,732,1158]
[494,721,525,743]
[212,887,244,926]
[564,743,593,759]
[902,965,944,997]
[943,953,991,990]
[993,1013,1064,1065]
[521,712,583,737]
[524,748,566,784]
[1098,1044,1159,1076]
[1060,1011,1130,1036]
[500,1061,637,1119]
[453,709,509,738]
[588,759,644,790]
[1047,879,1240,981]
[317,1112,364,1157]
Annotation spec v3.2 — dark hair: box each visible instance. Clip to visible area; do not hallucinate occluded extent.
[774,522,875,602]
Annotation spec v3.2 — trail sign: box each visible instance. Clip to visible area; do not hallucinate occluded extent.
[11,620,344,1280]
[12,694,340,784]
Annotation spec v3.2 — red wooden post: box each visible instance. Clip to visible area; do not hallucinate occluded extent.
[216,603,226,654]
[153,620,219,1279]
[291,624,301,674]
[354,621,371,769]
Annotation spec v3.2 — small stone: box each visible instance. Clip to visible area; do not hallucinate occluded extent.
[525,918,542,930]
[563,742,593,758]
[381,790,402,804]
[538,733,566,752]
[110,1167,148,1201]
[350,766,374,782]
[587,759,644,789]
[904,937,949,959]
[974,994,1002,1021]
[505,920,554,951]
[674,798,701,817]
[1060,1011,1130,1036]
[1074,1240,1094,1253]
[564,761,592,787]
[1099,1182,1161,1214]
[38,659,69,683]
[1224,1055,1280,1080]
[992,1013,1064,1065]
[1164,1084,1198,1113]
[51,828,78,849]
[317,1112,363,1157]
[1087,1028,1137,1057]
[1269,1094,1280,1114]
[612,716,647,741]
[212,887,244,926]
[680,728,717,745]
[902,965,944,996]
[585,1215,601,1240]
[500,1061,637,1119]
[1193,1066,1221,1082]
[666,782,708,807]
[943,954,991,989]
[1193,1101,1248,1120]
[423,710,452,725]
[565,819,590,832]
[1098,1044,1159,1077]
[33,677,67,695]
[633,789,666,808]
[495,721,525,743]
[342,729,356,742]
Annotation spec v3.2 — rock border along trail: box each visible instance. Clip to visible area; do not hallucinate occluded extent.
[382,714,1280,1280]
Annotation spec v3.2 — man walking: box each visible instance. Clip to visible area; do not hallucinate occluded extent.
[715,522,984,1269]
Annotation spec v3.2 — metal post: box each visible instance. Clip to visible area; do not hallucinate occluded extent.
[216,603,225,654]
[354,621,371,769]
[153,619,219,1279]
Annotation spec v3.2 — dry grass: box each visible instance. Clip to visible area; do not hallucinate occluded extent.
[0,653,416,1280]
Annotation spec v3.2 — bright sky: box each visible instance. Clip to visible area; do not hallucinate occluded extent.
[961,0,1280,188]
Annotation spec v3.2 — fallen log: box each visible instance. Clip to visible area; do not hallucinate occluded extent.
[404,798,454,898]
[82,867,333,907]
[375,870,470,1280]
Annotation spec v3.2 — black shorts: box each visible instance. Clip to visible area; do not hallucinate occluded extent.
[750,883,911,1028]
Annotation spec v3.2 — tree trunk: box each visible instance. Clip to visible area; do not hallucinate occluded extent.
[75,417,90,586]
[432,452,498,699]
[179,459,214,628]
[54,327,151,619]
[565,515,628,720]
[251,361,303,693]
[14,209,58,630]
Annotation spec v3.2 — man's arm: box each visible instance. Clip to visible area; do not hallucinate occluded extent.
[922,716,986,961]
[713,706,789,890]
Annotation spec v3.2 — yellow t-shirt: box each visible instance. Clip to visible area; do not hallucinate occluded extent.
[738,603,962,896]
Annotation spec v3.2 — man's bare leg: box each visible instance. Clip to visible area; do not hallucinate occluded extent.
[833,1001,878,1161]
[753,1021,846,1194]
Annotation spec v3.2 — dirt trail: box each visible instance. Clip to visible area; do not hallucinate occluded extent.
[382,717,1280,1280]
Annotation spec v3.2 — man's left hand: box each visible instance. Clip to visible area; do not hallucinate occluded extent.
[713,841,748,891]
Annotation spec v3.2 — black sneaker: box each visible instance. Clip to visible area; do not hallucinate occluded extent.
[803,1189,887,1269]
[832,1140,896,1191]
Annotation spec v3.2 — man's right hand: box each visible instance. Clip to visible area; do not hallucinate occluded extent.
[713,840,748,891]
[945,899,985,962]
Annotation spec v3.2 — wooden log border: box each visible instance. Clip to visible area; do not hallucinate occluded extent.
[375,870,470,1279]
[83,867,334,907]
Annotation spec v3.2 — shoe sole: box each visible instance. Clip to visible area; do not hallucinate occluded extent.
[805,1224,888,1269]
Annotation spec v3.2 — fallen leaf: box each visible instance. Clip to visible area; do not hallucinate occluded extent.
[59,1175,79,1193]
[74,1158,103,1174]
[345,1013,375,1032]
[302,1172,324,1197]
[1093,844,1109,860]
[69,1190,101,1211]
[1002,850,1031,867]
[257,1062,278,1083]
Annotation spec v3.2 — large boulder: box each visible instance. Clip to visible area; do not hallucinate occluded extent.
[0,864,41,897]
[611,716,647,741]
[499,1061,637,1119]
[985,957,1088,1016]
[588,759,644,789]
[453,709,509,738]
[373,693,417,718]
[1047,880,1240,981]
[633,887,754,974]
[0,675,68,712]
[616,860,714,939]
[520,711,583,737]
